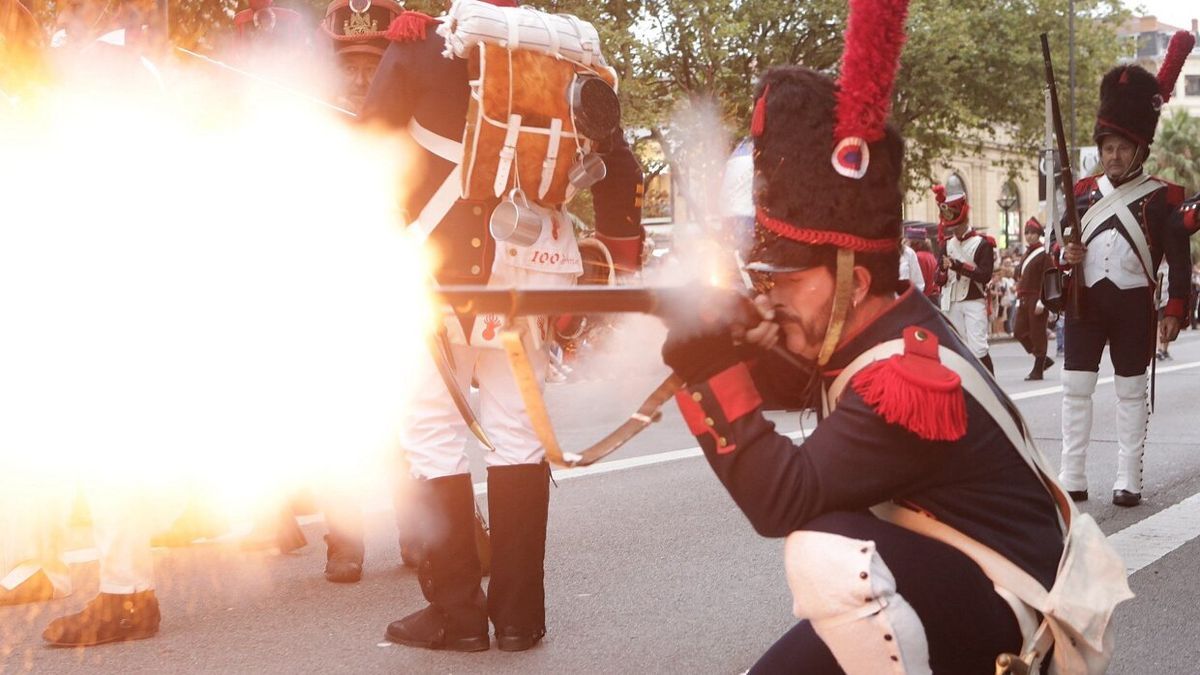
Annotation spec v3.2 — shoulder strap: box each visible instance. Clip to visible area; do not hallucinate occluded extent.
[1079,175,1160,281]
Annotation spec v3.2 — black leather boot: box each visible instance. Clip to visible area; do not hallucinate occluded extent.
[323,533,364,583]
[1025,355,1045,381]
[43,590,161,647]
[385,474,489,652]
[486,463,550,652]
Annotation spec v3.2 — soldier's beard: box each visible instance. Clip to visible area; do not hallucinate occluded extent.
[778,292,837,363]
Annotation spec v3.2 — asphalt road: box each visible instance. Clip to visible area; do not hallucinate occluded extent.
[4,329,1200,673]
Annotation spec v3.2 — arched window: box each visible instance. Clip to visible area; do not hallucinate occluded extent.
[997,181,1021,251]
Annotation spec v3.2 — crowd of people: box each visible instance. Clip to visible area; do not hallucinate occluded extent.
[4,0,1200,672]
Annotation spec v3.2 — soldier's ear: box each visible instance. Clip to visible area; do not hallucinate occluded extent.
[851,265,872,307]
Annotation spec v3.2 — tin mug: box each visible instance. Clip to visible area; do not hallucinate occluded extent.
[489,188,544,247]
[568,152,607,191]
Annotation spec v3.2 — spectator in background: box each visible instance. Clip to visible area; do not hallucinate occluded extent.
[905,226,939,306]
[898,231,925,293]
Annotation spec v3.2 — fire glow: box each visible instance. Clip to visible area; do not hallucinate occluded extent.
[0,60,435,527]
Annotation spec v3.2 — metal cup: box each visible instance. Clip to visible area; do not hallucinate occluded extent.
[489,189,545,247]
[568,152,607,191]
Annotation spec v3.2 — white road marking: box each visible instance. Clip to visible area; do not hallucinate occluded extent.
[1108,491,1200,575]
[1009,360,1200,401]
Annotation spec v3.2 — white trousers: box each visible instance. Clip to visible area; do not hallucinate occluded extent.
[945,298,989,358]
[86,481,180,594]
[400,341,548,479]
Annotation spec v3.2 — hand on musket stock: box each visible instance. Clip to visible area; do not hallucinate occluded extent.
[1062,242,1086,266]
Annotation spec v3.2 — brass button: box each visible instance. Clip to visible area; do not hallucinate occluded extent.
[508,248,517,257]
[691,392,703,402]
[471,237,482,248]
[472,206,483,216]
[717,436,727,446]
[703,417,715,427]
[470,265,481,275]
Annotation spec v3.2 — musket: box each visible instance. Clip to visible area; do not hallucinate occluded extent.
[432,284,813,372]
[432,284,809,468]
[1040,33,1085,319]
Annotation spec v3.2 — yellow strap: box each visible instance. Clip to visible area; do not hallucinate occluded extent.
[500,329,568,466]
[501,329,681,468]
[816,248,855,367]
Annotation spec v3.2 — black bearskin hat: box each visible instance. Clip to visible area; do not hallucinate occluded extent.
[746,67,905,272]
[1093,64,1161,147]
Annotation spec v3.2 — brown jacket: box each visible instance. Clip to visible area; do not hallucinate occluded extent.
[1015,243,1047,298]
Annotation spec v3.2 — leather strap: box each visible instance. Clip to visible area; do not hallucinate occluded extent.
[1080,174,1160,282]
[407,119,466,242]
[500,329,682,467]
[816,248,854,367]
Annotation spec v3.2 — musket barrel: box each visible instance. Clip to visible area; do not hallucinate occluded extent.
[1040,32,1085,318]
[432,285,675,317]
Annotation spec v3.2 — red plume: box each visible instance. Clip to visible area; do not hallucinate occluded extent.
[1158,30,1196,102]
[386,11,436,42]
[834,0,911,144]
[932,184,946,204]
[750,85,770,137]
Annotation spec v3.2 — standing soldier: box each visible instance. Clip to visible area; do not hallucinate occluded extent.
[656,0,1132,667]
[318,0,402,115]
[314,0,405,584]
[360,0,644,652]
[1013,218,1053,380]
[935,186,996,373]
[32,0,177,647]
[1058,31,1193,508]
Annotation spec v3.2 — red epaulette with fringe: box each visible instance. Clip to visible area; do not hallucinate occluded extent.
[851,326,967,441]
[386,11,436,42]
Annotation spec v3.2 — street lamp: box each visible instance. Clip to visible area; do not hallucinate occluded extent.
[997,190,1018,251]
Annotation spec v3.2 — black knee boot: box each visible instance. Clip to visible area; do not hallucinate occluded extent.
[1024,355,1045,381]
[385,474,489,652]
[486,462,550,651]
[979,353,994,375]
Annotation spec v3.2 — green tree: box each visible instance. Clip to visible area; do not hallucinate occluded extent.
[1146,108,1200,194]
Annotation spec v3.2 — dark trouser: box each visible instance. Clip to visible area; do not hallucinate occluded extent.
[748,512,1022,675]
[1064,279,1155,376]
[1013,295,1048,358]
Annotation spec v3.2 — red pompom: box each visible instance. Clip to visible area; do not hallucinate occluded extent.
[386,11,436,42]
[833,0,910,144]
[1158,31,1196,102]
[932,184,946,204]
[750,85,769,137]
[851,327,967,442]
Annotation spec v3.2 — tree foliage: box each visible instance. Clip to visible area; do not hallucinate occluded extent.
[1146,108,1200,194]
[18,0,1132,207]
